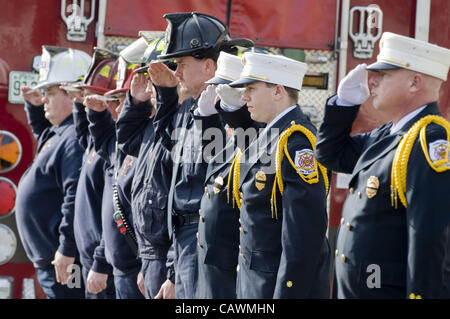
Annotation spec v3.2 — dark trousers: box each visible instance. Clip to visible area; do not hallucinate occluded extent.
[114,268,145,299]
[36,265,85,299]
[141,258,168,299]
[173,223,198,299]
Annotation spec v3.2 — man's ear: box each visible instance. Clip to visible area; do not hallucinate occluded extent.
[272,84,285,101]
[204,58,216,76]
[409,73,424,93]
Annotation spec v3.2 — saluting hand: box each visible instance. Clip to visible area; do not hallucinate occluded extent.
[130,73,153,104]
[21,86,44,106]
[147,62,178,88]
[216,84,245,110]
[197,85,218,116]
[337,63,370,105]
[51,250,75,285]
[83,95,108,113]
[59,82,84,104]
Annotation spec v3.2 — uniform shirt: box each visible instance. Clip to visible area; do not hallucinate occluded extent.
[154,86,226,214]
[72,102,111,274]
[16,102,83,268]
[87,108,141,276]
[116,91,173,259]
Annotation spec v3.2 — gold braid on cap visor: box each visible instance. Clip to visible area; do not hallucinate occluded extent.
[391,115,450,209]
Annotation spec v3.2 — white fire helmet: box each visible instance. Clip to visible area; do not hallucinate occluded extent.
[33,45,91,90]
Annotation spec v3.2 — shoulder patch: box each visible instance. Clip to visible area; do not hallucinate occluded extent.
[428,139,450,166]
[294,149,316,175]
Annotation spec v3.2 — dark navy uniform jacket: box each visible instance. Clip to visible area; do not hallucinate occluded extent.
[195,104,261,299]
[72,102,112,274]
[316,99,450,299]
[116,91,174,261]
[87,107,141,276]
[154,86,226,215]
[234,105,330,299]
[16,102,83,269]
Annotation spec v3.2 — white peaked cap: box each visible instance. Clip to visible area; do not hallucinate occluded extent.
[367,32,450,81]
[205,51,243,85]
[229,52,308,90]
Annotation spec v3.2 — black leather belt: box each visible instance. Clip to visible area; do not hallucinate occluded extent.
[172,211,199,228]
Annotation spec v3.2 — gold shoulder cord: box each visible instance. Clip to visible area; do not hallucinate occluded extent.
[391,115,450,209]
[227,148,243,209]
[270,122,329,219]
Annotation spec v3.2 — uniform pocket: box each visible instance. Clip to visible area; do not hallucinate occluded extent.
[204,246,239,271]
[135,188,169,247]
[249,250,280,273]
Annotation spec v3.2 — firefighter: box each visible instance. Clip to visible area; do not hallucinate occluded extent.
[15,46,90,298]
[315,32,450,298]
[64,49,119,299]
[147,12,253,298]
[115,37,177,299]
[194,51,263,298]
[227,52,331,298]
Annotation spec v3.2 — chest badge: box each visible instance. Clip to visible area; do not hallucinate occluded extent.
[213,176,224,194]
[255,171,267,191]
[366,176,380,198]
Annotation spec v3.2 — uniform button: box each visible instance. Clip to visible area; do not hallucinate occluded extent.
[197,242,203,248]
[239,218,241,224]
[207,193,210,199]
[335,249,338,257]
[239,253,246,260]
[200,216,205,222]
[340,217,344,225]
[204,187,208,192]
[349,187,354,194]
[198,209,201,215]
[148,200,152,204]
[240,192,243,198]
[196,232,199,239]
[341,254,346,262]
[239,226,246,233]
[346,222,351,230]
[240,199,244,205]
[357,191,361,198]
[238,245,241,249]
[286,281,293,288]
[236,265,240,272]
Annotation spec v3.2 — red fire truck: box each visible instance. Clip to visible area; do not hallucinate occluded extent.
[0,0,448,299]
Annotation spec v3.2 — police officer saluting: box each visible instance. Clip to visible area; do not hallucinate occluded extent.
[147,12,252,298]
[227,52,331,298]
[315,32,450,298]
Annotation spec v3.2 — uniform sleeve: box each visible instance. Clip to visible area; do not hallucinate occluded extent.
[87,108,116,165]
[273,133,329,298]
[56,137,84,257]
[116,91,154,157]
[315,95,368,174]
[72,102,90,150]
[405,126,450,298]
[24,101,52,139]
[91,237,113,274]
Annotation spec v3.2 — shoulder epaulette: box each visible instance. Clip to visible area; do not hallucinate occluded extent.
[270,121,329,219]
[391,115,450,208]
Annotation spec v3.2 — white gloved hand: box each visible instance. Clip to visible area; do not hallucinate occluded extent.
[197,85,218,116]
[337,63,370,105]
[216,84,245,111]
